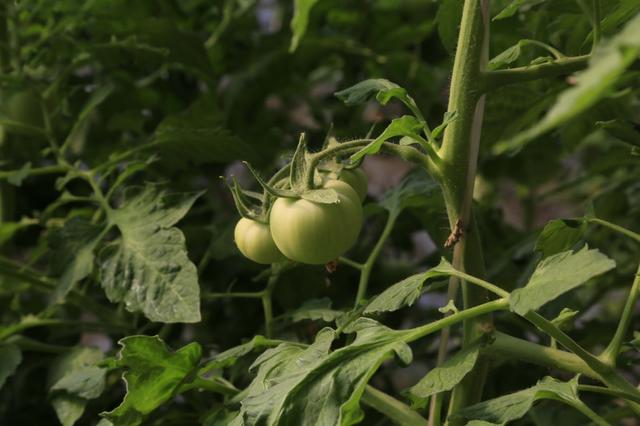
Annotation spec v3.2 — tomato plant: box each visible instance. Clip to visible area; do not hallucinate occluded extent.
[1,1,640,425]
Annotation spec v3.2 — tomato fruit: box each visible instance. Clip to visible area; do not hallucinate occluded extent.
[269,180,363,264]
[338,168,367,202]
[234,218,285,264]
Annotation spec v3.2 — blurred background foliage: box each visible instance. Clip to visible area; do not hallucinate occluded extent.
[0,0,639,424]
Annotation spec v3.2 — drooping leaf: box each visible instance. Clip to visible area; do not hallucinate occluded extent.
[534,218,586,258]
[201,335,276,373]
[233,320,412,425]
[509,247,616,315]
[408,340,482,401]
[493,0,547,21]
[49,217,105,301]
[365,258,454,314]
[0,344,22,390]
[99,185,202,323]
[48,347,106,426]
[450,377,594,425]
[289,0,319,52]
[102,336,203,426]
[335,79,408,107]
[596,119,640,147]
[494,13,640,154]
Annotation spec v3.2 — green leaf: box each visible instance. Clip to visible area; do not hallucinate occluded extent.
[201,335,275,372]
[431,111,458,141]
[493,0,546,21]
[551,308,579,331]
[99,185,202,323]
[0,217,37,247]
[287,298,343,323]
[408,340,481,401]
[494,13,640,154]
[63,84,114,152]
[334,79,422,118]
[49,217,105,301]
[489,42,524,70]
[0,344,22,390]
[379,168,440,218]
[102,336,203,426]
[300,188,339,204]
[364,258,454,314]
[436,0,463,52]
[535,219,586,258]
[234,320,411,425]
[6,162,31,187]
[48,347,106,426]
[351,116,425,162]
[509,247,616,316]
[450,377,589,425]
[596,119,640,147]
[152,96,258,167]
[289,0,319,52]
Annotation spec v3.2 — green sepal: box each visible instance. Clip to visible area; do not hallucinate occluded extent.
[243,161,298,199]
[288,133,311,191]
[222,176,260,221]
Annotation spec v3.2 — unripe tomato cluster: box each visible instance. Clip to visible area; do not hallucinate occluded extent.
[233,169,368,265]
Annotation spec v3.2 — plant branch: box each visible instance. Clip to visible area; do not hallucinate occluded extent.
[354,212,397,306]
[600,262,640,365]
[481,55,590,91]
[587,217,640,243]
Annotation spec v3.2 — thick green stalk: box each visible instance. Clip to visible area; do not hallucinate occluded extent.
[362,385,427,425]
[436,0,490,416]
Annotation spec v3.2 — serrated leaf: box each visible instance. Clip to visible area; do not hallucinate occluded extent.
[509,247,616,315]
[364,258,454,314]
[494,13,640,154]
[99,185,202,323]
[234,320,412,426]
[493,0,546,21]
[49,217,105,301]
[408,340,481,400]
[0,344,22,390]
[288,298,343,323]
[535,219,586,258]
[102,336,203,426]
[289,0,319,52]
[300,188,339,204]
[450,377,590,425]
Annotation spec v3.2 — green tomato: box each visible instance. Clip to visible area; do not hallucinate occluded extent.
[269,180,363,264]
[338,168,368,202]
[234,218,285,264]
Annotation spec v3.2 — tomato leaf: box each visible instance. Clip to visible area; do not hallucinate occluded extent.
[364,258,453,314]
[232,321,412,425]
[450,377,591,424]
[509,246,615,316]
[408,340,482,402]
[351,116,425,162]
[102,336,202,426]
[535,218,586,258]
[596,119,640,147]
[290,0,319,52]
[436,0,463,52]
[379,168,440,219]
[493,0,547,21]
[99,185,202,323]
[0,344,21,390]
[494,13,640,154]
[286,298,343,323]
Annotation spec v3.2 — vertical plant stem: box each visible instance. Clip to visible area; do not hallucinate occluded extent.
[600,262,640,365]
[354,212,397,306]
[591,0,601,50]
[262,267,281,338]
[432,0,491,419]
